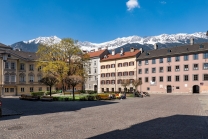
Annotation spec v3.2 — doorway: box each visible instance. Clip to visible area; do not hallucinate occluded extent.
[167,85,172,93]
[193,85,199,93]
[94,85,97,92]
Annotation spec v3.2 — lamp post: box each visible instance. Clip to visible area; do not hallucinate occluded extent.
[1,52,8,97]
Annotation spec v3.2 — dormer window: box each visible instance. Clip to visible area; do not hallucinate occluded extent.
[200,44,204,49]
[146,52,150,56]
[104,55,107,59]
[167,49,171,53]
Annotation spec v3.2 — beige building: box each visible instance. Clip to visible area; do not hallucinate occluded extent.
[0,43,51,96]
[100,48,141,92]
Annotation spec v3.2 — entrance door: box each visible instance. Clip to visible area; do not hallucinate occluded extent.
[193,85,199,93]
[94,85,97,92]
[167,85,172,93]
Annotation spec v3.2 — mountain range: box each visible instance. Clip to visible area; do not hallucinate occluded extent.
[11,32,208,53]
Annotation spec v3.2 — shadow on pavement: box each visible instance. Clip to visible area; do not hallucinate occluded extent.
[0,97,118,121]
[89,115,208,139]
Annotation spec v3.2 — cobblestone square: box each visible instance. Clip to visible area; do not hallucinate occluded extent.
[1,94,208,139]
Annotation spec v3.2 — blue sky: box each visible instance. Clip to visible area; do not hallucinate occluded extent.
[0,0,208,45]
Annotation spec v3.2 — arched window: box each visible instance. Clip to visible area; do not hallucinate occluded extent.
[37,73,42,82]
[19,73,26,82]
[28,73,34,82]
[4,73,10,82]
[10,72,16,82]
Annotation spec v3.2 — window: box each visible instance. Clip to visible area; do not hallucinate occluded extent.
[10,75,16,82]
[175,66,180,71]
[152,68,156,73]
[167,76,171,82]
[21,88,24,92]
[193,54,198,60]
[117,80,122,84]
[38,66,42,71]
[101,80,105,84]
[39,87,42,91]
[10,88,14,92]
[159,76,163,82]
[111,64,115,68]
[193,75,198,81]
[11,62,15,69]
[184,55,189,61]
[29,64,34,71]
[101,74,105,77]
[4,74,9,82]
[130,79,134,84]
[138,61,142,65]
[19,74,25,82]
[101,66,105,69]
[145,77,149,82]
[138,69,142,74]
[129,62,134,66]
[111,80,115,84]
[145,68,148,74]
[152,59,156,64]
[193,64,198,70]
[94,61,96,66]
[118,88,121,92]
[175,56,180,62]
[175,76,180,81]
[200,44,204,48]
[5,88,9,92]
[89,68,91,74]
[152,77,156,82]
[147,87,150,90]
[176,86,180,89]
[184,65,189,71]
[184,75,189,81]
[203,63,208,70]
[145,60,148,65]
[38,75,42,82]
[118,63,122,67]
[30,87,34,92]
[5,62,9,69]
[106,88,109,92]
[20,63,25,70]
[102,88,104,92]
[167,57,171,62]
[29,75,34,82]
[123,72,128,76]
[203,52,208,59]
[94,68,97,73]
[111,88,114,92]
[129,71,134,76]
[204,74,208,81]
[106,80,110,84]
[167,66,171,72]
[106,65,110,68]
[159,67,163,73]
[111,73,115,77]
[159,58,163,63]
[47,87,50,91]
[106,73,110,77]
[123,62,128,67]
[118,72,122,76]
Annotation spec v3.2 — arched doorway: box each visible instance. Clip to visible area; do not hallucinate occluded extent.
[167,85,172,93]
[193,85,199,93]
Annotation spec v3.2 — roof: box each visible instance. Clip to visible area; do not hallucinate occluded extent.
[0,43,12,50]
[7,50,37,61]
[100,49,140,61]
[137,42,208,60]
[87,49,107,58]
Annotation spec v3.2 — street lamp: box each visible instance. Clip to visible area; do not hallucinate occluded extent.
[1,52,8,97]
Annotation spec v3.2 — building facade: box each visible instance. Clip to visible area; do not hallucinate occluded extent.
[137,41,208,94]
[100,48,141,92]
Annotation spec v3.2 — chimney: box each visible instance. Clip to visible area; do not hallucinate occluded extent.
[120,48,123,54]
[190,38,194,45]
[112,49,115,55]
[90,49,95,52]
[154,44,158,49]
[130,47,134,52]
[139,48,143,53]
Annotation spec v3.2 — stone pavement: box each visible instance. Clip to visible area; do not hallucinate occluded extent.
[0,94,208,139]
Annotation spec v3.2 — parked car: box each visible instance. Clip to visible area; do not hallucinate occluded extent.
[0,99,2,117]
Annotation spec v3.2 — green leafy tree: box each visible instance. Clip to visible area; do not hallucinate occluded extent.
[40,76,59,96]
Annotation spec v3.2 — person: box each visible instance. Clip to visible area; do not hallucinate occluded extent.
[109,94,113,99]
[119,92,123,100]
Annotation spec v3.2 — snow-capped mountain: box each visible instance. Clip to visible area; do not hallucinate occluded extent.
[11,32,208,52]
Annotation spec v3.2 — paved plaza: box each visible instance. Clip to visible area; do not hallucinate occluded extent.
[0,94,208,139]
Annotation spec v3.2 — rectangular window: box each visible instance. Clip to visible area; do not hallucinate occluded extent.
[101,74,105,77]
[106,65,110,68]
[152,59,156,64]
[129,62,134,66]
[152,68,156,73]
[111,64,115,68]
[106,73,110,77]
[184,65,189,71]
[167,66,171,72]
[123,62,128,67]
[175,66,180,72]
[102,88,104,92]
[152,77,156,82]
[111,88,114,92]
[4,75,9,82]
[94,61,96,66]
[193,75,198,81]
[204,74,208,81]
[193,54,198,60]
[184,75,189,81]
[203,52,208,59]
[11,62,15,69]
[184,55,189,61]
[145,77,148,82]
[175,76,180,81]
[167,76,171,82]
[145,68,148,74]
[20,63,25,70]
[10,75,16,82]
[111,73,115,77]
[129,71,134,76]
[138,61,142,65]
[47,87,50,91]
[145,60,148,65]
[118,72,122,76]
[176,86,180,89]
[203,63,208,70]
[5,88,9,92]
[123,72,128,76]
[21,87,24,92]
[193,64,198,70]
[10,88,14,92]
[39,87,42,91]
[101,66,105,69]
[89,68,91,74]
[38,66,41,71]
[94,68,97,73]
[175,56,180,62]
[29,64,34,71]
[167,57,171,62]
[111,80,115,84]
[5,62,9,69]
[118,63,122,67]
[159,67,163,73]
[159,58,163,63]
[138,69,142,74]
[29,75,34,82]
[159,76,163,82]
[30,87,34,92]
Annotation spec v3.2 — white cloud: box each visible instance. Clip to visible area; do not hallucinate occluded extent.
[160,1,167,4]
[126,0,140,11]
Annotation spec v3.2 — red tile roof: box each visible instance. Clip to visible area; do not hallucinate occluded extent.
[101,49,140,61]
[87,49,107,58]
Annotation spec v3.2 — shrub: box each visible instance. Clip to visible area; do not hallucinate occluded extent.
[45,91,58,95]
[87,90,97,94]
[86,95,96,101]
[79,96,87,101]
[53,97,59,101]
[80,90,86,94]
[31,92,45,97]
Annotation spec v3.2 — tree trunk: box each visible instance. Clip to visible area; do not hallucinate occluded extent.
[50,86,52,97]
[72,86,75,101]
[62,79,64,95]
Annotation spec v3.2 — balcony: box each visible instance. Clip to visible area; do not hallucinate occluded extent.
[4,82,16,85]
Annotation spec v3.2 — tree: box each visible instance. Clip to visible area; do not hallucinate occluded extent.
[132,79,142,92]
[36,38,90,93]
[121,79,130,92]
[40,76,59,96]
[65,75,84,101]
